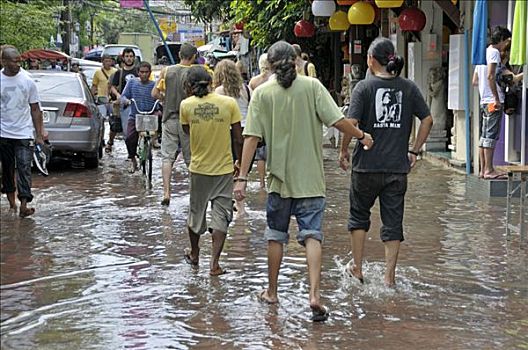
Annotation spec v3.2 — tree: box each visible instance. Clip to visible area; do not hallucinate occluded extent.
[0,0,60,52]
[184,0,308,48]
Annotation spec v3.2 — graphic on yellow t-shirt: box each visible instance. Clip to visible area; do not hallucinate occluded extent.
[180,93,242,176]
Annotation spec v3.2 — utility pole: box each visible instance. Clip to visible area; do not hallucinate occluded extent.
[62,0,71,54]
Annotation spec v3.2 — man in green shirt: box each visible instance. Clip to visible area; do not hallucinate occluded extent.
[234,41,373,322]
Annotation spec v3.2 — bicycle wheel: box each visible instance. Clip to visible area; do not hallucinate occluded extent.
[138,136,146,174]
[145,138,153,188]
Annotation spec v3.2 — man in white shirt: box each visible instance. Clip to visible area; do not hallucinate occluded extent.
[0,46,44,217]
[474,26,511,179]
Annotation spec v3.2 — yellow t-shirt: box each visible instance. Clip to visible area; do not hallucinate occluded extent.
[92,67,117,97]
[180,93,242,176]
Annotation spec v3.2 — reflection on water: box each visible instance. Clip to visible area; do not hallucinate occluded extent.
[1,143,527,350]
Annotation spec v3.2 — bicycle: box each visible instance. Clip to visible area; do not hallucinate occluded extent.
[130,98,160,189]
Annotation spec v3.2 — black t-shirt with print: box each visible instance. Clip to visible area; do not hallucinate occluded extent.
[111,67,139,94]
[347,75,430,174]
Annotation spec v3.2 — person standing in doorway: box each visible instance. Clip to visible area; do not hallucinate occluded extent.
[339,37,433,287]
[233,41,373,322]
[0,46,45,217]
[151,43,197,206]
[475,26,512,179]
[180,65,243,276]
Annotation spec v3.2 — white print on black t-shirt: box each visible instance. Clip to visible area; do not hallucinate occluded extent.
[374,88,402,128]
[124,73,136,83]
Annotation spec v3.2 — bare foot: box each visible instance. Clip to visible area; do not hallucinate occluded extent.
[19,207,35,218]
[257,289,278,304]
[346,261,364,284]
[183,248,199,266]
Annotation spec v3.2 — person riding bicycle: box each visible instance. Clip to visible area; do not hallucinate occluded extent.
[120,61,159,173]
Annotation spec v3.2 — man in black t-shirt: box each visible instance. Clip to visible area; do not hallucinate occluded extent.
[110,48,139,135]
[339,38,433,288]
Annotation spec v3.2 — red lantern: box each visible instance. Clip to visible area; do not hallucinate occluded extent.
[337,0,358,5]
[234,22,244,30]
[294,20,316,38]
[398,7,426,32]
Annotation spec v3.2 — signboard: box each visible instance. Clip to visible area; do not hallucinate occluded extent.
[149,0,166,7]
[120,0,143,8]
[178,25,204,44]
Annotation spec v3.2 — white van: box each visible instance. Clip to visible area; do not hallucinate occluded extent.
[102,44,143,64]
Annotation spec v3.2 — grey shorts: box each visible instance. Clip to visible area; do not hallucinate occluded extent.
[161,118,190,166]
[479,104,503,148]
[188,172,233,235]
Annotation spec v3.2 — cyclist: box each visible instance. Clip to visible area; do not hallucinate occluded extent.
[120,61,158,173]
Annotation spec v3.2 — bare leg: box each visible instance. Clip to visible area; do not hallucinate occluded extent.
[186,227,200,264]
[161,161,173,204]
[348,229,367,281]
[235,199,246,216]
[479,147,485,178]
[384,240,400,286]
[260,240,282,303]
[483,147,494,175]
[210,229,227,275]
[7,192,16,210]
[105,130,116,152]
[305,238,324,310]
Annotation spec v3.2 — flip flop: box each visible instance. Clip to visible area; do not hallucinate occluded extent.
[256,290,278,304]
[183,248,199,266]
[483,173,508,180]
[19,208,35,218]
[310,306,329,322]
[345,261,364,284]
[209,267,228,276]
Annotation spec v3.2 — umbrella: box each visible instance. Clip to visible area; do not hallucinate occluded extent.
[471,0,488,65]
[510,0,526,66]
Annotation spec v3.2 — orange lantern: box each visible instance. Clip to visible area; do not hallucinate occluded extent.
[337,0,358,5]
[348,1,375,25]
[329,10,350,31]
[374,0,404,8]
[399,7,426,31]
[294,20,316,37]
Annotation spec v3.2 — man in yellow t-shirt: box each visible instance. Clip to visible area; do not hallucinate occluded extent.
[180,65,243,277]
[91,55,117,152]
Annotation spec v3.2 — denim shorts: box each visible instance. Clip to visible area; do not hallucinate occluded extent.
[479,104,503,148]
[0,138,34,202]
[265,192,325,246]
[348,172,407,242]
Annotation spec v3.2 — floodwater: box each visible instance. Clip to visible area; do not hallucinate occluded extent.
[1,140,526,350]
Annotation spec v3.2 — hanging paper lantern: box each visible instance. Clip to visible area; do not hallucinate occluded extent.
[348,1,375,25]
[337,0,358,5]
[294,20,316,37]
[399,7,427,32]
[312,0,336,17]
[234,22,244,30]
[374,0,404,8]
[329,10,350,31]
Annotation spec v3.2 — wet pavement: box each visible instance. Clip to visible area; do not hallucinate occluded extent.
[1,139,527,350]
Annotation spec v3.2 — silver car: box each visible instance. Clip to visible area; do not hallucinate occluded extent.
[30,71,104,168]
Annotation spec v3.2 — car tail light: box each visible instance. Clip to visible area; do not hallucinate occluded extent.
[64,103,92,118]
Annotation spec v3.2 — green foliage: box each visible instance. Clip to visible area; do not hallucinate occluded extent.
[183,0,233,23]
[185,0,308,48]
[0,0,59,52]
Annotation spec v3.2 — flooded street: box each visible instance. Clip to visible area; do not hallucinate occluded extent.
[1,141,527,350]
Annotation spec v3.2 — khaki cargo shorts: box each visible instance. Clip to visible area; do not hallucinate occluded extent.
[188,172,233,235]
[161,118,190,166]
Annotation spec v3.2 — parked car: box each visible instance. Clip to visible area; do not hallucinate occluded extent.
[30,71,104,168]
[102,44,143,64]
[83,47,103,62]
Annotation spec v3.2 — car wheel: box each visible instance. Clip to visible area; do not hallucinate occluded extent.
[84,154,99,169]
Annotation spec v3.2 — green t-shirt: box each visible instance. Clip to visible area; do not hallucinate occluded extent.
[244,75,343,198]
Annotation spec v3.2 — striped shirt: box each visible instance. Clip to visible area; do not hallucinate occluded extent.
[121,78,157,119]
